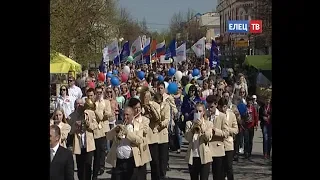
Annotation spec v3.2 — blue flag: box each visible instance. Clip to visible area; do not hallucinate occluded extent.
[165,39,176,59]
[114,41,130,65]
[98,57,106,73]
[209,39,219,69]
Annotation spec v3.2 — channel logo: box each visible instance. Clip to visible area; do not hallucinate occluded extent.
[227,20,262,34]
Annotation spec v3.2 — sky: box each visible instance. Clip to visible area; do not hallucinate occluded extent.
[118,0,217,32]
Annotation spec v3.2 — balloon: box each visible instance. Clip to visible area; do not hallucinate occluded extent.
[237,103,247,116]
[164,82,169,89]
[167,82,178,94]
[185,83,192,94]
[112,70,118,75]
[110,76,120,86]
[127,56,134,62]
[123,66,130,74]
[120,73,128,82]
[107,72,113,78]
[174,71,182,81]
[137,71,145,80]
[168,68,176,76]
[169,58,173,63]
[97,72,105,82]
[192,68,200,77]
[158,75,164,82]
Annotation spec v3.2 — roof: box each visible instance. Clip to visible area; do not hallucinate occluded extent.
[244,55,272,70]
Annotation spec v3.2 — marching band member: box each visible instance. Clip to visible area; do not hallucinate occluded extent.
[185,103,213,180]
[138,86,161,180]
[106,106,145,180]
[50,108,71,148]
[128,97,152,180]
[153,92,171,180]
[218,98,238,180]
[206,95,229,180]
[93,86,113,179]
[73,98,98,180]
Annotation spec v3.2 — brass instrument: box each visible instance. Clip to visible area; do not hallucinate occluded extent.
[84,98,96,111]
[78,98,96,134]
[138,86,161,122]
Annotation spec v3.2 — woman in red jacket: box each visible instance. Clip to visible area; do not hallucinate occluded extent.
[243,96,258,159]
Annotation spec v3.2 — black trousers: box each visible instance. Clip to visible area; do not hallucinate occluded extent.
[93,137,107,177]
[149,143,160,180]
[111,157,139,180]
[75,148,93,180]
[158,143,169,179]
[244,127,254,155]
[188,157,210,180]
[66,134,74,148]
[212,156,224,180]
[138,164,147,180]
[223,151,234,180]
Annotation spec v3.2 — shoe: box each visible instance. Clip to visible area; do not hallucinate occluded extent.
[233,156,239,162]
[177,149,181,154]
[239,148,244,154]
[244,153,249,159]
[98,169,104,175]
[167,165,171,171]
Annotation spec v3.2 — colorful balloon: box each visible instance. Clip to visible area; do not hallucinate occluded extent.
[97,72,105,81]
[137,71,145,80]
[167,82,178,94]
[127,56,134,62]
[192,68,200,77]
[120,73,128,82]
[174,71,182,81]
[110,76,120,86]
[112,70,118,75]
[158,75,164,82]
[107,72,113,78]
[168,68,176,76]
[123,66,130,74]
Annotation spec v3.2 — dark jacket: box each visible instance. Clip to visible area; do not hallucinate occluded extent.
[50,146,74,180]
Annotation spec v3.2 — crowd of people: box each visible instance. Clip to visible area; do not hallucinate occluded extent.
[49,60,272,180]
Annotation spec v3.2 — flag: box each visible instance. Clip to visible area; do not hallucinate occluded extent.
[159,55,171,64]
[130,36,143,62]
[156,40,166,57]
[98,57,107,73]
[168,39,177,57]
[144,39,157,56]
[114,41,129,65]
[175,43,186,63]
[102,47,109,62]
[191,37,206,57]
[107,40,120,60]
[142,37,151,56]
[209,39,219,69]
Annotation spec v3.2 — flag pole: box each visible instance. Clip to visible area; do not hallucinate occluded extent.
[203,37,206,67]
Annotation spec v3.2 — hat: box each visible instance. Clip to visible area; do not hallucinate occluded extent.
[252,95,257,99]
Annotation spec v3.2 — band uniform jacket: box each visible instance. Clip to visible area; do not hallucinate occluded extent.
[185,119,213,165]
[209,111,229,157]
[136,115,152,165]
[163,93,178,116]
[224,109,239,151]
[50,145,75,180]
[94,99,113,138]
[144,101,161,144]
[73,110,98,154]
[158,101,170,144]
[106,120,145,168]
[50,120,71,148]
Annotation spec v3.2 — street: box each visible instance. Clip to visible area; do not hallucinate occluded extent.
[74,128,272,180]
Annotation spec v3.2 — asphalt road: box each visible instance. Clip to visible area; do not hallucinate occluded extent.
[74,128,271,180]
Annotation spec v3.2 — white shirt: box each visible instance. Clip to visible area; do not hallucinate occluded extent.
[192,133,200,157]
[50,143,60,159]
[209,108,220,122]
[116,124,134,159]
[56,95,74,117]
[68,85,83,105]
[80,133,86,148]
[201,89,213,99]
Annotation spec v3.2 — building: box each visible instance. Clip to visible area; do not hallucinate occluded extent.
[199,12,221,41]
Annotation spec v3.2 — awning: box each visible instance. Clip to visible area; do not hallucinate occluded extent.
[244,55,272,70]
[50,52,82,73]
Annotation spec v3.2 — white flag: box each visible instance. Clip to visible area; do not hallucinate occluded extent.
[107,40,120,60]
[102,47,109,62]
[175,43,186,63]
[191,37,206,57]
[159,55,171,64]
[130,36,143,62]
[141,35,147,47]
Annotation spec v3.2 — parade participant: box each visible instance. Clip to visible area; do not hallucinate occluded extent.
[173,83,183,153]
[154,92,171,180]
[259,96,272,159]
[114,86,125,122]
[218,98,238,180]
[106,106,145,180]
[206,95,229,180]
[67,98,85,149]
[92,86,113,179]
[201,80,213,100]
[217,85,225,98]
[252,95,260,114]
[138,86,162,180]
[50,125,75,180]
[233,73,248,98]
[50,108,71,148]
[181,85,202,128]
[185,103,213,180]
[120,83,131,100]
[68,76,83,105]
[128,97,153,180]
[73,98,98,180]
[243,96,258,159]
[56,85,74,118]
[105,87,119,152]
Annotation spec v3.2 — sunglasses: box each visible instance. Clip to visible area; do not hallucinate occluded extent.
[96,91,102,94]
[61,89,66,91]
[131,89,137,91]
[218,89,224,91]
[68,80,73,82]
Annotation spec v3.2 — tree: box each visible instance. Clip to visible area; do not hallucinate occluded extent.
[50,0,119,65]
[253,0,272,49]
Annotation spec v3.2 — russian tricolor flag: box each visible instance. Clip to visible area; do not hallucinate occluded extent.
[156,40,166,57]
